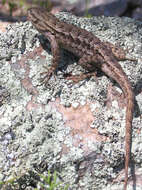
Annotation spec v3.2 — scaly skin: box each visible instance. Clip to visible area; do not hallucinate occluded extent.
[27,8,135,189]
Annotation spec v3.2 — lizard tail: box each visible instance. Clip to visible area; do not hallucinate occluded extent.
[124,89,134,190]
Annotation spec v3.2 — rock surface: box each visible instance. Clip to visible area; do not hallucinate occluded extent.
[0,12,142,189]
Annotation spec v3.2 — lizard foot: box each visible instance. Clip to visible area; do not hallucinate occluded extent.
[40,66,56,84]
[64,72,97,83]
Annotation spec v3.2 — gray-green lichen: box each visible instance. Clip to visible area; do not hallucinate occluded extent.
[0,12,142,190]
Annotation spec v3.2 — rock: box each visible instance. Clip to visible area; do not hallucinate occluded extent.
[0,12,142,190]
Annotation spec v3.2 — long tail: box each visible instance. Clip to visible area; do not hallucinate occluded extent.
[100,55,134,190]
[124,89,134,190]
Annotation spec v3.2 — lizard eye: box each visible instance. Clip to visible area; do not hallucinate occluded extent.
[34,19,38,24]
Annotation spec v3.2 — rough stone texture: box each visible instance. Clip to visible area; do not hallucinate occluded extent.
[0,12,142,190]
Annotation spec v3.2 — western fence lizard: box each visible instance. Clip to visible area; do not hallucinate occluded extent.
[27,7,135,190]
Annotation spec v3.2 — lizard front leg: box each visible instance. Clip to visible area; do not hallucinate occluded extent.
[40,32,60,83]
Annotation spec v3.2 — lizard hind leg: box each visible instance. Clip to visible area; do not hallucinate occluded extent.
[65,55,99,83]
[104,41,136,61]
[104,41,127,60]
[64,72,97,83]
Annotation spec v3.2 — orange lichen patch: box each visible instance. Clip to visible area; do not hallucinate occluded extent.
[61,143,70,155]
[26,96,42,111]
[114,169,142,188]
[21,78,38,95]
[106,83,127,109]
[9,46,45,95]
[52,98,108,152]
[137,128,141,135]
[0,22,11,32]
[136,174,142,187]
[9,46,46,111]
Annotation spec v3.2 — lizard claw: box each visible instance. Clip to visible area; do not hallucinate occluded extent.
[40,67,56,85]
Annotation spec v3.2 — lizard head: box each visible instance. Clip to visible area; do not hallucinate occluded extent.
[27,7,58,34]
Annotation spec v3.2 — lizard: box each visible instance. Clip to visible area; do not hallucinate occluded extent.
[27,7,135,190]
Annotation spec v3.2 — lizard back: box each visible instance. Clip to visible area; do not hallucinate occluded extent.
[27,8,135,190]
